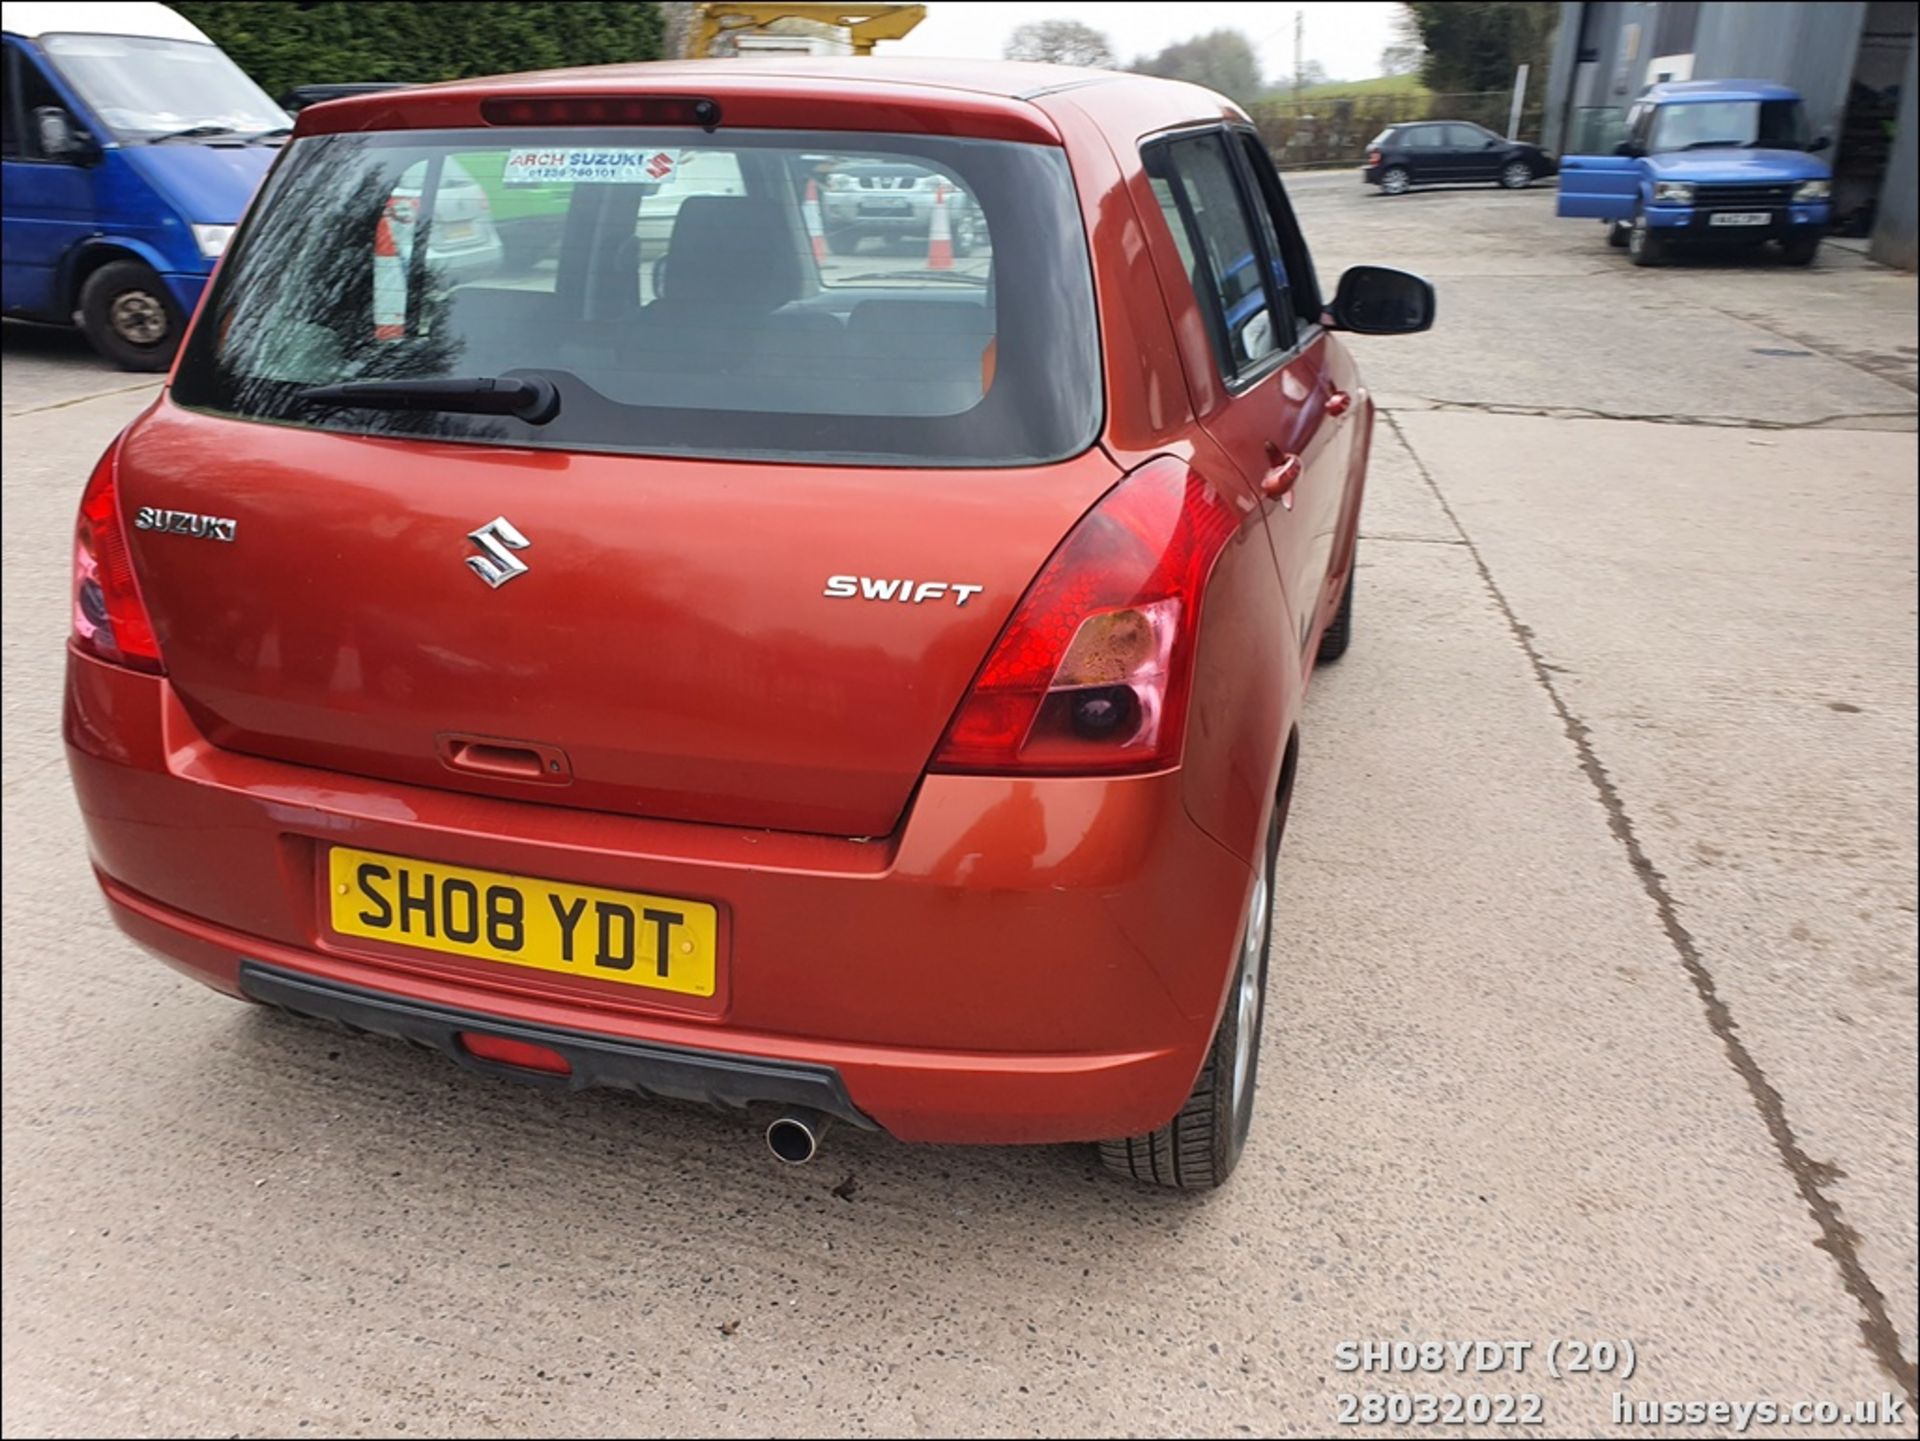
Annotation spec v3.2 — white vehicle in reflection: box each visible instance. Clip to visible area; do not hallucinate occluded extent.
[819,160,985,256]
[390,157,506,281]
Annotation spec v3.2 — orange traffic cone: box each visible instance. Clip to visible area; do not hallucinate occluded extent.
[373,198,407,340]
[925,182,953,271]
[803,178,828,265]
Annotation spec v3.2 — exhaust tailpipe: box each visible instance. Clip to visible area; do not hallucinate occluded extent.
[766,1108,830,1165]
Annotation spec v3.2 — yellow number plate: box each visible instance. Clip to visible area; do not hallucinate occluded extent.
[328,846,718,997]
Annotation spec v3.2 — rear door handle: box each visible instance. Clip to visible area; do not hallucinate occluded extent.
[1326,389,1353,418]
[1260,445,1302,502]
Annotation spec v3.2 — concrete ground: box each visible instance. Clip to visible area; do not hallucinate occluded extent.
[3,174,1915,1438]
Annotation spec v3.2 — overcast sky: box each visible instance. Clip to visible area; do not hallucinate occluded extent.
[891,2,1403,85]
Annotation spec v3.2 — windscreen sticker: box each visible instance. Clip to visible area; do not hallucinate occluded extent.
[502,148,678,185]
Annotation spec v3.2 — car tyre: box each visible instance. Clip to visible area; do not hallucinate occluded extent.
[1781,233,1820,266]
[78,259,183,372]
[1099,804,1280,1191]
[1606,219,1630,248]
[1499,160,1534,190]
[1316,555,1356,664]
[1378,166,1411,196]
[951,205,979,258]
[824,226,862,255]
[1628,207,1666,267]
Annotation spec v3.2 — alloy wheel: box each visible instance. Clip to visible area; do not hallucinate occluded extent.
[109,289,169,347]
[1230,865,1270,1114]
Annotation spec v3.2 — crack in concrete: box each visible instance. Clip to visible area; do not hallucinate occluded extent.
[1358,531,1468,547]
[1685,301,1920,396]
[1384,409,1920,1405]
[1415,397,1917,432]
[5,381,160,418]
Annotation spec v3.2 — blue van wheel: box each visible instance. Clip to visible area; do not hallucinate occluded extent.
[78,260,184,372]
[1628,208,1667,268]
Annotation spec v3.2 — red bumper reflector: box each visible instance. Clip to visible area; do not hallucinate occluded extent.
[459,1032,571,1075]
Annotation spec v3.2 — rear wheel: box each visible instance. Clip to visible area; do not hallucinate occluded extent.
[1628,207,1667,267]
[1781,233,1821,266]
[1500,160,1534,190]
[1099,805,1279,1190]
[78,259,183,372]
[1316,555,1356,665]
[1378,166,1411,196]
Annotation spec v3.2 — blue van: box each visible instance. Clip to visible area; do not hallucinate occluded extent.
[2,2,285,368]
[1556,80,1832,268]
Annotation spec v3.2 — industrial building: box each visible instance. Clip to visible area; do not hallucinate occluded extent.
[1543,1,1917,267]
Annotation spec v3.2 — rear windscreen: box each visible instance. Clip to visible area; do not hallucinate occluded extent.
[172,128,1102,467]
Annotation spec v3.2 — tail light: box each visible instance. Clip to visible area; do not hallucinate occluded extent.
[72,439,163,673]
[480,95,721,129]
[931,458,1239,774]
[1367,148,1382,166]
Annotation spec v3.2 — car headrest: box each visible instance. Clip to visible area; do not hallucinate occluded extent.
[660,196,807,307]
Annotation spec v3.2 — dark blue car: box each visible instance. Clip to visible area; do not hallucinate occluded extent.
[2,2,285,368]
[1556,80,1833,267]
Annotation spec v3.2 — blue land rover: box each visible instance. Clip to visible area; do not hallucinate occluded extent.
[1557,80,1832,267]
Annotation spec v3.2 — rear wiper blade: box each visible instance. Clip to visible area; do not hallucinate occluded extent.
[149,124,237,143]
[1679,139,1743,149]
[295,375,560,424]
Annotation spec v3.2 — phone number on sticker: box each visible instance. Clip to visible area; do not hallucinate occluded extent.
[1337,1392,1547,1426]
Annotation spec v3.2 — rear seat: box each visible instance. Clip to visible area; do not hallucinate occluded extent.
[617,197,840,386]
[448,200,998,418]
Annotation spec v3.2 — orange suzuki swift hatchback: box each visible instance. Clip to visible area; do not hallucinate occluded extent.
[64,60,1432,1188]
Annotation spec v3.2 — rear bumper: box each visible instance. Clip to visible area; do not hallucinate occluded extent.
[238,959,877,1130]
[66,649,1255,1144]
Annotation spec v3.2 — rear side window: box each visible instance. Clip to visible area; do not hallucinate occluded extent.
[1234,132,1322,331]
[1144,132,1280,376]
[172,128,1101,468]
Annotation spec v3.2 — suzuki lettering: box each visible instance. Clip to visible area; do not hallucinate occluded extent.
[133,507,238,543]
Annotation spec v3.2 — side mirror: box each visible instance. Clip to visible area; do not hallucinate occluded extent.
[1612,140,1642,158]
[1809,135,1831,153]
[33,106,83,160]
[1325,265,1435,336]
[33,106,92,161]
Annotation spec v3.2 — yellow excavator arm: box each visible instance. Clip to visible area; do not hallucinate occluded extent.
[687,3,926,58]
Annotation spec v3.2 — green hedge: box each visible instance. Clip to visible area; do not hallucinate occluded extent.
[176,2,665,103]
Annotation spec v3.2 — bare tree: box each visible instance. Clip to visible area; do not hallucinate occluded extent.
[1003,19,1118,69]
[1129,29,1264,104]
